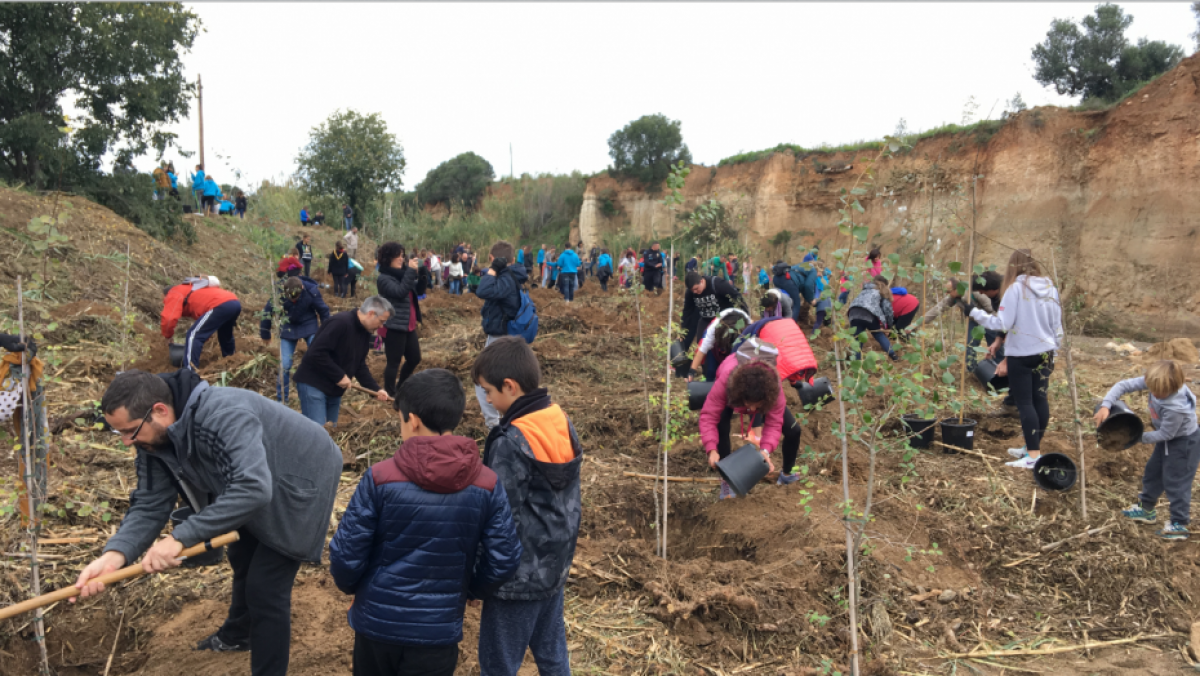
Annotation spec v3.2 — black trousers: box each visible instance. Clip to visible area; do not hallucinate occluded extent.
[716,406,802,475]
[383,328,421,395]
[333,274,349,298]
[353,634,458,676]
[302,259,311,277]
[1007,352,1054,451]
[218,529,302,676]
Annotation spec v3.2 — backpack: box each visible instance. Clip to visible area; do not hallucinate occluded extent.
[733,336,779,369]
[506,289,539,344]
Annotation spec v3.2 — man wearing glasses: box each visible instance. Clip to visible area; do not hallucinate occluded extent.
[72,367,343,676]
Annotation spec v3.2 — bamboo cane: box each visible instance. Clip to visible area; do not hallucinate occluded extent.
[958,176,978,423]
[0,532,241,620]
[17,276,49,673]
[660,241,675,560]
[1050,252,1088,518]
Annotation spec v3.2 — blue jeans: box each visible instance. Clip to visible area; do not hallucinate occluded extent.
[449,278,462,295]
[559,273,577,301]
[478,589,569,676]
[184,300,242,370]
[277,334,315,402]
[343,217,352,231]
[296,383,342,427]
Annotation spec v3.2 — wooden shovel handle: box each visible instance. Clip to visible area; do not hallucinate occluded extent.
[0,531,239,621]
[350,383,391,400]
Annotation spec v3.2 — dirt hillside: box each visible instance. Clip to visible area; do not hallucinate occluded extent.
[1,188,1199,675]
[581,55,1200,339]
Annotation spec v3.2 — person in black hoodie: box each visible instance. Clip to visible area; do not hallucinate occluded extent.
[292,297,392,427]
[375,242,422,396]
[474,240,529,430]
[327,242,351,298]
[680,271,745,353]
[642,242,665,295]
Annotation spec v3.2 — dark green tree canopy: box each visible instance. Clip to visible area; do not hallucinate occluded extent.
[1031,3,1183,102]
[607,114,692,188]
[416,152,495,209]
[295,109,406,217]
[0,3,200,186]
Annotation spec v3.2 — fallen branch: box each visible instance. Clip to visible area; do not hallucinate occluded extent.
[624,471,720,484]
[1040,520,1116,552]
[940,633,1177,658]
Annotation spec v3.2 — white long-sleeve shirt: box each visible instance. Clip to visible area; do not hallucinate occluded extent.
[969,275,1062,357]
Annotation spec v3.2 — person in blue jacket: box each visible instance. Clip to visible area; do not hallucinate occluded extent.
[261,275,331,402]
[536,245,546,287]
[596,249,614,292]
[771,261,803,323]
[166,163,179,198]
[219,199,234,216]
[330,369,521,675]
[202,175,221,216]
[191,164,205,210]
[555,244,582,302]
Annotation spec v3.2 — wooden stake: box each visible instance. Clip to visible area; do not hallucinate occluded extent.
[17,277,49,674]
[957,175,978,423]
[660,241,675,560]
[1050,252,1088,518]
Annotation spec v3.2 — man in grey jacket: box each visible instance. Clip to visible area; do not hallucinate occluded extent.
[74,369,343,676]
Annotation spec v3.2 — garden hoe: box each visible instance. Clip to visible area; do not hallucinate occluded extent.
[0,531,239,620]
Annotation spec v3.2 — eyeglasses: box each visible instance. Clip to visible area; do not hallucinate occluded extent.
[113,408,154,441]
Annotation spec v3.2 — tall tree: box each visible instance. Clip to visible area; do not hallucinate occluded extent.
[416,152,494,210]
[0,3,201,186]
[1191,1,1200,51]
[295,110,406,219]
[1031,3,1183,102]
[607,114,692,188]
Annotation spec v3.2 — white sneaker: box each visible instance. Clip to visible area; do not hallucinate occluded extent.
[1005,455,1037,469]
[1007,446,1028,459]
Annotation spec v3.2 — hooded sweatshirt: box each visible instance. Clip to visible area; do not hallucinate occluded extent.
[969,275,1061,358]
[1102,378,1199,448]
[330,435,522,646]
[698,308,751,356]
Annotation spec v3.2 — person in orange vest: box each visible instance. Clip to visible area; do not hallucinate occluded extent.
[161,278,242,370]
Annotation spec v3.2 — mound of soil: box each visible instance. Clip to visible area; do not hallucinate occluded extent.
[1144,337,1199,363]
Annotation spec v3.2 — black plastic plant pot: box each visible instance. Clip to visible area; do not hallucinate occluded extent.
[1094,400,1144,451]
[687,381,714,411]
[797,377,834,407]
[940,418,977,453]
[901,415,937,450]
[168,343,186,368]
[669,342,692,379]
[716,443,770,497]
[973,358,998,388]
[170,506,226,567]
[1033,453,1077,491]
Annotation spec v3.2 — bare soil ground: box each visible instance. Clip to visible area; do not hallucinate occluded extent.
[2,189,1200,675]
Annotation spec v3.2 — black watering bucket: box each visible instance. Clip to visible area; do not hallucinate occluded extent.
[169,506,226,567]
[669,342,691,378]
[716,443,770,497]
[797,377,833,407]
[687,381,714,411]
[973,358,998,388]
[901,415,937,449]
[1095,400,1144,451]
[940,418,977,453]
[1033,453,1077,491]
[168,343,186,368]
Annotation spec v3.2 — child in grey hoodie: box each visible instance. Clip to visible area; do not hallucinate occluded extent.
[1096,360,1200,540]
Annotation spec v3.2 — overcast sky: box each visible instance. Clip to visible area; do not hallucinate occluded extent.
[134,2,1197,190]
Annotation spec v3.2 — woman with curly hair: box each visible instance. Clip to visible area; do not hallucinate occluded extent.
[699,351,804,498]
[375,241,423,396]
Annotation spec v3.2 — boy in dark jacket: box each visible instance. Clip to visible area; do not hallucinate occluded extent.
[471,337,582,676]
[679,272,745,353]
[474,240,530,430]
[261,276,331,402]
[329,243,351,298]
[331,369,522,676]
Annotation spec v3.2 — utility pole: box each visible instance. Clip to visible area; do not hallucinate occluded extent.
[509,143,513,179]
[197,75,205,169]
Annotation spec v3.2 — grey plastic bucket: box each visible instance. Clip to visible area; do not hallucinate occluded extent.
[716,443,770,497]
[1033,453,1077,491]
[1095,400,1144,451]
[169,506,225,567]
[168,343,186,367]
[797,377,833,407]
[688,381,714,411]
[973,358,998,388]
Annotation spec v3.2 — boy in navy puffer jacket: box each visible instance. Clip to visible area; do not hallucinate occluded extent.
[330,369,522,676]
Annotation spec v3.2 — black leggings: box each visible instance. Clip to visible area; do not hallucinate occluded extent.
[717,406,802,475]
[332,274,348,298]
[383,328,421,395]
[1007,352,1054,451]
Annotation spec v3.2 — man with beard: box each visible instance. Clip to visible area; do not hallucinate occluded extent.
[73,369,343,676]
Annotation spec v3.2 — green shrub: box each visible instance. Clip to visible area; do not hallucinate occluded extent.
[81,173,196,244]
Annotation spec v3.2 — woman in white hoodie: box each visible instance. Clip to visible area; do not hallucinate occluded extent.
[959,249,1061,469]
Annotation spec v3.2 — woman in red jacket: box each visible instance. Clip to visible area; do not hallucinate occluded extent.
[161,280,242,370]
